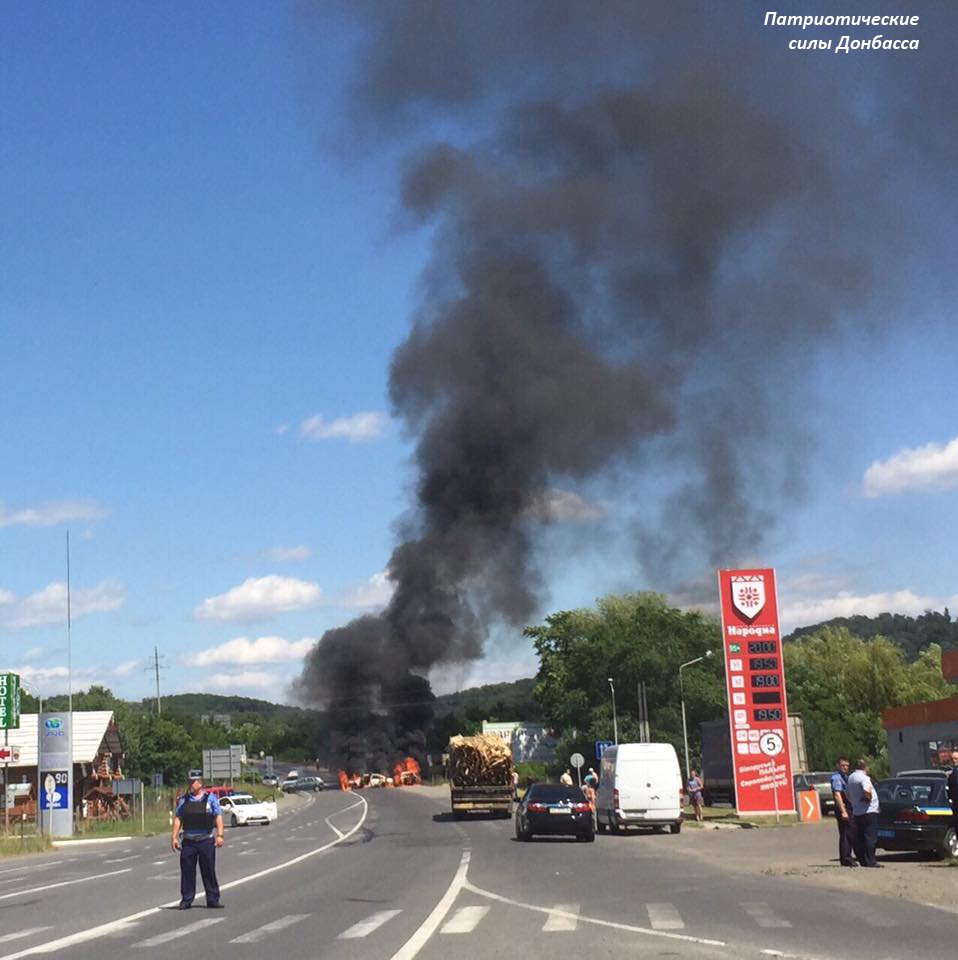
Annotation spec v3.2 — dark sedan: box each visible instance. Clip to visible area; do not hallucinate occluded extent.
[515,783,594,842]
[875,777,957,860]
[284,776,325,793]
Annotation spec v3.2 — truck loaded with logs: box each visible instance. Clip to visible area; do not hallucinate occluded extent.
[448,733,514,819]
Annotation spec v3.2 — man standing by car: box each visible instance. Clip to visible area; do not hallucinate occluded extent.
[846,758,881,867]
[172,771,225,909]
[948,748,958,831]
[831,756,857,866]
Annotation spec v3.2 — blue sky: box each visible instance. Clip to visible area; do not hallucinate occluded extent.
[2,2,956,705]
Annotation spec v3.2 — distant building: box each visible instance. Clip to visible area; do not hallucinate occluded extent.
[200,713,232,729]
[1,711,124,819]
[882,649,958,773]
[481,720,558,763]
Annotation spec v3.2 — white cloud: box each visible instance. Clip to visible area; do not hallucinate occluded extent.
[194,576,321,623]
[112,659,141,677]
[340,571,394,610]
[184,635,316,667]
[207,671,276,691]
[528,489,606,523]
[780,588,946,633]
[0,499,107,529]
[863,437,958,497]
[299,411,387,443]
[0,579,125,630]
[5,663,95,687]
[263,545,312,563]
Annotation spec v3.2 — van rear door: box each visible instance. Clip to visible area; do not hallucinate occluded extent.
[617,760,679,819]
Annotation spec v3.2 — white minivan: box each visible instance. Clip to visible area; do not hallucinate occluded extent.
[595,743,683,834]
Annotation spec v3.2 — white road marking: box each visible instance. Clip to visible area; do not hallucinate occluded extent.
[104,856,140,864]
[440,906,489,934]
[132,918,224,947]
[646,903,684,930]
[230,914,310,943]
[0,932,50,946]
[462,880,726,947]
[0,795,368,960]
[0,862,61,877]
[151,861,166,866]
[743,903,792,928]
[0,868,133,902]
[542,903,579,932]
[338,910,403,940]
[237,850,258,856]
[0,878,24,887]
[389,850,471,960]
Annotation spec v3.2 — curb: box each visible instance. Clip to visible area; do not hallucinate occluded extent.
[52,836,133,846]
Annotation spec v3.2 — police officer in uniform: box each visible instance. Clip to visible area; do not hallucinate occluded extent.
[172,771,225,909]
[947,748,958,831]
[830,756,857,866]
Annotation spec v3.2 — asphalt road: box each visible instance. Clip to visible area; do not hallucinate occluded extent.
[1,786,955,960]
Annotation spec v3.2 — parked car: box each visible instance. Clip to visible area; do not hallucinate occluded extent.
[875,776,957,860]
[595,742,683,834]
[896,769,948,778]
[262,774,280,787]
[219,792,277,826]
[285,776,325,793]
[793,771,837,815]
[367,773,388,788]
[515,783,594,842]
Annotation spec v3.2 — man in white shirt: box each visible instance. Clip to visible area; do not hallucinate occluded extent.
[846,758,881,867]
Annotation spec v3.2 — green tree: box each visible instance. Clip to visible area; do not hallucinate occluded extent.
[783,627,951,775]
[122,713,198,784]
[528,593,725,771]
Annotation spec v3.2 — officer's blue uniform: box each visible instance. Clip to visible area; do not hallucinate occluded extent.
[174,790,224,907]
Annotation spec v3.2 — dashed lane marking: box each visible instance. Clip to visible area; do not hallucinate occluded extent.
[0,932,50,945]
[646,903,685,930]
[229,914,310,943]
[440,906,489,934]
[743,903,792,928]
[338,910,403,940]
[0,868,133,902]
[542,903,579,932]
[132,918,224,948]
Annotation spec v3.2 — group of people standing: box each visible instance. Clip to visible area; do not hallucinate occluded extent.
[831,750,958,869]
[831,756,882,868]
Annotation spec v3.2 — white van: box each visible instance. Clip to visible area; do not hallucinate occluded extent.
[595,743,683,834]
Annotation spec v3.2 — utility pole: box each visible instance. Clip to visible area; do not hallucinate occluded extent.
[145,648,166,715]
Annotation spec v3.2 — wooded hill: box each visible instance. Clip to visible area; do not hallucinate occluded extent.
[784,609,957,661]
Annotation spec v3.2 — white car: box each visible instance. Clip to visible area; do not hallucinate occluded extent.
[219,793,277,827]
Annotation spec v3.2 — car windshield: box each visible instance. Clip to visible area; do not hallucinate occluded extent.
[527,785,587,802]
[876,779,946,805]
[229,796,255,805]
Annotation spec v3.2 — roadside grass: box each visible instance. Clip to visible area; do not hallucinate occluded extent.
[0,834,53,858]
[684,805,800,827]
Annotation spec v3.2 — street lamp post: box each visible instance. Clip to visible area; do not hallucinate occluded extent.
[607,678,618,745]
[679,651,713,786]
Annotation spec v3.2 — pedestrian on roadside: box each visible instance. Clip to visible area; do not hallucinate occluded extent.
[586,767,598,786]
[846,758,881,868]
[687,769,705,822]
[947,748,958,831]
[560,768,574,786]
[581,777,598,831]
[171,772,226,908]
[830,756,858,867]
[512,768,520,802]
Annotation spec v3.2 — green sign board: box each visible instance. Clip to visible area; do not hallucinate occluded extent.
[0,674,20,730]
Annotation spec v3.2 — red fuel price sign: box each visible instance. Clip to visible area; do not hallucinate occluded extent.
[717,568,794,816]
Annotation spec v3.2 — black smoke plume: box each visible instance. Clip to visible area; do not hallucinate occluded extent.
[295,1,955,761]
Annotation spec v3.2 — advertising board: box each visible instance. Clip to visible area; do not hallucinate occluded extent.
[0,674,20,730]
[717,568,795,816]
